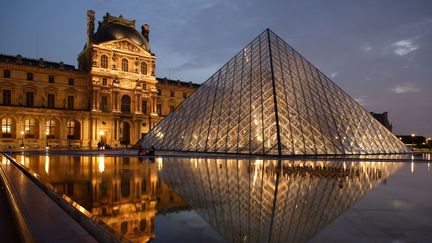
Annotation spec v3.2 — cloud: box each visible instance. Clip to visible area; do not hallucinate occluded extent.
[391,39,419,56]
[361,43,372,52]
[391,83,420,94]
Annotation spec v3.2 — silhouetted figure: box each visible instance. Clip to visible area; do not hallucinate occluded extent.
[138,144,146,155]
[145,146,155,156]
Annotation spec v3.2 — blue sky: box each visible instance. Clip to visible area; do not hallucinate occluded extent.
[1,0,431,137]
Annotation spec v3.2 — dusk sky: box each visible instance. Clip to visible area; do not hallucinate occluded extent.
[1,0,431,137]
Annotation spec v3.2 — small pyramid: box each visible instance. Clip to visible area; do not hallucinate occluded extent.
[142,29,408,155]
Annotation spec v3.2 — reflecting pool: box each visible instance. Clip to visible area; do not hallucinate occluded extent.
[11,155,432,243]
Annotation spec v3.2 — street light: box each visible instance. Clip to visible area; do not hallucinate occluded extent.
[99,130,105,150]
[20,131,24,149]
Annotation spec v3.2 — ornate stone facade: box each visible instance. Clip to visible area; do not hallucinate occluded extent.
[0,11,199,150]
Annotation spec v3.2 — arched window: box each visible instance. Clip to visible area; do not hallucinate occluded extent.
[24,118,37,138]
[46,119,56,139]
[67,120,80,140]
[121,59,128,72]
[141,62,147,75]
[1,117,14,138]
[101,55,108,69]
[121,95,131,113]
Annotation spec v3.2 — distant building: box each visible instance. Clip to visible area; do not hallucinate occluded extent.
[0,11,199,150]
[370,112,392,132]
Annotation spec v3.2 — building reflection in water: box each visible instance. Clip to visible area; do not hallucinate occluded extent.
[15,155,401,243]
[15,155,188,243]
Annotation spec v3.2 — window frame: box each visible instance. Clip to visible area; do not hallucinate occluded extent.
[25,92,34,106]
[2,89,11,105]
[27,72,33,81]
[100,55,108,69]
[1,117,13,138]
[121,58,128,72]
[121,95,131,113]
[47,94,55,108]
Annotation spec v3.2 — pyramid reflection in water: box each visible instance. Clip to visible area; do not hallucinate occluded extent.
[142,29,408,155]
[160,158,401,243]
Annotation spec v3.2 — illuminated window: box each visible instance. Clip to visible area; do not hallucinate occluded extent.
[102,78,107,86]
[26,92,34,106]
[100,55,108,69]
[24,118,36,138]
[3,90,11,105]
[67,96,74,109]
[47,94,55,108]
[3,69,10,78]
[27,72,33,81]
[48,75,55,83]
[121,59,128,72]
[67,120,80,139]
[46,120,56,139]
[141,62,147,74]
[1,117,12,138]
[121,95,130,113]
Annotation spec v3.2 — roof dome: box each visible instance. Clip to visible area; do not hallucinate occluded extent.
[93,22,149,50]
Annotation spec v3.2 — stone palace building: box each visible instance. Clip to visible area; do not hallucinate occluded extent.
[0,11,199,150]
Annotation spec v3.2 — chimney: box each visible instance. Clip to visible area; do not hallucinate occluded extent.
[87,10,95,46]
[141,24,150,42]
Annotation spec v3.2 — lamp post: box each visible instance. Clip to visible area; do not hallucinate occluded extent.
[99,130,105,150]
[21,131,24,149]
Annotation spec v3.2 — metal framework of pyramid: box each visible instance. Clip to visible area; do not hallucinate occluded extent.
[142,29,408,155]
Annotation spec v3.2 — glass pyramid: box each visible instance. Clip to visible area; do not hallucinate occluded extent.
[142,29,409,155]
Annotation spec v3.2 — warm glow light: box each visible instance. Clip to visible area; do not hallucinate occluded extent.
[411,133,415,137]
[99,130,105,137]
[21,131,24,135]
[98,155,105,173]
[411,161,414,174]
[45,156,50,175]
[157,157,163,171]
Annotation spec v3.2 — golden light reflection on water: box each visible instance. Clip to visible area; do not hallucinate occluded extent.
[98,155,105,173]
[44,155,49,175]
[9,155,414,243]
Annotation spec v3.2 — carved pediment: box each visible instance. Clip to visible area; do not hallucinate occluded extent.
[99,39,151,56]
